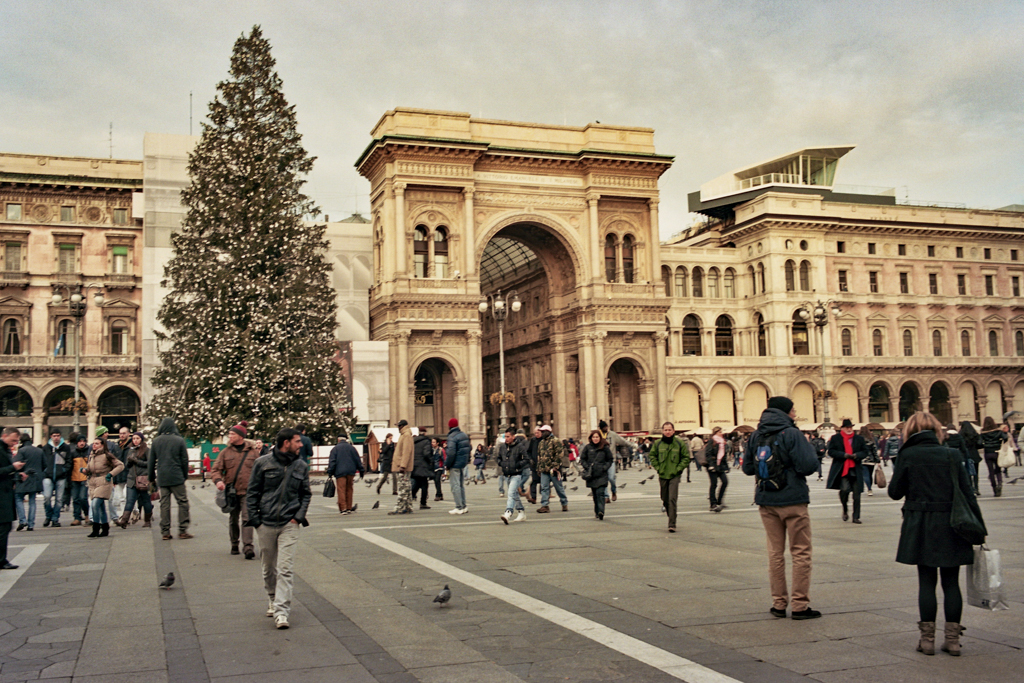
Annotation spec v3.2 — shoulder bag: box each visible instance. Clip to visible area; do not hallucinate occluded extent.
[216,450,250,513]
[949,454,986,545]
[873,463,887,489]
[996,439,1014,469]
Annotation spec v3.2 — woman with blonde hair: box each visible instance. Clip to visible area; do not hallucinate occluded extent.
[889,411,983,657]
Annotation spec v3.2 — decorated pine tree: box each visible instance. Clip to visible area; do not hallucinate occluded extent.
[148,25,351,442]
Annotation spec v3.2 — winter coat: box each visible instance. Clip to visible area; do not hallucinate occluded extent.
[299,434,314,463]
[826,432,867,493]
[124,444,150,489]
[473,448,486,468]
[14,443,44,494]
[445,427,471,470]
[579,442,613,488]
[84,450,125,500]
[246,447,311,528]
[706,434,730,473]
[978,429,1007,453]
[882,436,902,460]
[889,430,982,567]
[498,436,529,477]
[944,432,972,468]
[648,436,690,480]
[527,437,539,469]
[41,441,71,481]
[378,441,395,473]
[111,439,131,485]
[743,408,819,506]
[70,446,89,482]
[537,434,565,472]
[392,425,414,473]
[862,438,880,465]
[212,440,260,493]
[810,436,827,461]
[0,445,18,524]
[327,439,364,478]
[412,435,434,478]
[148,417,190,488]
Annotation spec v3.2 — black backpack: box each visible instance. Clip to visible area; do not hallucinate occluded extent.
[754,434,787,492]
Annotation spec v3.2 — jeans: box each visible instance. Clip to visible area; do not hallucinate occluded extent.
[159,484,191,534]
[608,462,617,495]
[862,466,873,492]
[257,523,299,619]
[15,493,37,528]
[70,481,88,521]
[42,478,65,523]
[107,483,126,521]
[984,451,1002,490]
[505,468,530,512]
[473,464,486,482]
[659,474,680,528]
[433,470,444,498]
[375,471,397,495]
[449,467,467,510]
[708,471,728,507]
[90,497,108,525]
[540,472,567,507]
[759,504,813,612]
[591,484,607,518]
[497,473,506,495]
[124,486,153,516]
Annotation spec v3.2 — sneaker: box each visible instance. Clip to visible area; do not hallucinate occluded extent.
[51,522,61,528]
[500,510,512,524]
[456,507,468,515]
[791,608,822,620]
[448,508,460,515]
[536,506,550,513]
[178,532,194,539]
[275,615,289,629]
[267,600,275,617]
[162,534,173,540]
[43,520,51,528]
[668,527,676,533]
[70,520,81,526]
[770,607,787,618]
[867,491,873,496]
[419,505,431,510]
[512,510,526,523]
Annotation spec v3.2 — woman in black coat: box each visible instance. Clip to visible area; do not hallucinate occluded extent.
[579,430,613,520]
[826,419,867,523]
[375,434,397,496]
[889,411,983,657]
[410,434,434,509]
[978,416,1008,497]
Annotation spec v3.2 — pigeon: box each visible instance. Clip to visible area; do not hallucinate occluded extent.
[570,486,578,491]
[158,572,175,590]
[433,584,451,606]
[639,480,647,485]
[620,483,627,489]
[372,501,380,509]
[646,474,655,480]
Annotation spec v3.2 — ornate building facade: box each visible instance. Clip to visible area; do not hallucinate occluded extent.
[0,153,144,441]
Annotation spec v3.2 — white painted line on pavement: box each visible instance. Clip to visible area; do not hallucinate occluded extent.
[347,528,741,683]
[0,544,48,601]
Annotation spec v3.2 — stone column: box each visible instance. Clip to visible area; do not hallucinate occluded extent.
[463,188,475,276]
[977,396,990,422]
[394,182,407,277]
[859,396,870,424]
[454,381,468,432]
[579,334,596,432]
[648,199,662,287]
[32,408,45,445]
[86,408,99,442]
[700,396,710,430]
[382,184,396,281]
[949,397,961,423]
[395,330,411,423]
[653,332,668,427]
[734,397,745,427]
[587,193,601,283]
[593,331,608,420]
[551,341,568,437]
[465,330,484,442]
[888,396,899,423]
[615,237,624,283]
[639,379,654,433]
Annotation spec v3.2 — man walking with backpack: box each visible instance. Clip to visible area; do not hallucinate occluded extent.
[743,396,822,620]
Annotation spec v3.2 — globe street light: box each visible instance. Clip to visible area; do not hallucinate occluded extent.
[479,290,521,432]
[51,284,105,433]
[798,300,842,428]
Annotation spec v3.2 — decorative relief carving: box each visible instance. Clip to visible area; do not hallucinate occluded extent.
[431,329,444,345]
[465,330,482,343]
[30,204,51,222]
[474,192,586,210]
[85,207,102,223]
[396,162,472,178]
[592,175,657,189]
[407,190,460,203]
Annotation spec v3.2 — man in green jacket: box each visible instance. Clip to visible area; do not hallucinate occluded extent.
[147,417,192,540]
[648,422,690,533]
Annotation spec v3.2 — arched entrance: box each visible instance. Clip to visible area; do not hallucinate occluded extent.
[0,386,33,434]
[413,358,456,434]
[899,382,921,420]
[98,386,141,432]
[928,382,952,425]
[43,385,79,436]
[868,382,891,421]
[607,358,641,432]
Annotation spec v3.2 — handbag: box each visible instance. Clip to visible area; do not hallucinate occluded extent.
[217,450,250,513]
[996,440,1014,469]
[873,464,887,489]
[135,474,149,490]
[949,455,987,545]
[966,545,1009,610]
[323,477,336,498]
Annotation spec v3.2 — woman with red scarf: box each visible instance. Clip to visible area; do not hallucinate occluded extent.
[826,419,867,524]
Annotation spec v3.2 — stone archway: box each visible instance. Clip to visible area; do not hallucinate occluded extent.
[607,358,642,432]
[413,358,457,434]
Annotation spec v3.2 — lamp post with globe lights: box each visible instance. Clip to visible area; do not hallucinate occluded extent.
[798,300,842,428]
[51,284,105,433]
[479,290,521,431]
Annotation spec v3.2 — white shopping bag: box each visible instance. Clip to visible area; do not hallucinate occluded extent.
[966,545,1009,611]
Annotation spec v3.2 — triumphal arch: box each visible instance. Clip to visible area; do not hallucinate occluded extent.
[357,108,674,443]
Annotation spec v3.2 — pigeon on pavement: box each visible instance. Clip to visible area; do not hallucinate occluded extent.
[158,572,175,590]
[639,480,646,485]
[372,501,380,509]
[570,486,578,491]
[434,584,451,606]
[646,474,655,480]
[619,483,627,489]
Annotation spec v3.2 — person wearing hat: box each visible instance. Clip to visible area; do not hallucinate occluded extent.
[742,396,822,620]
[536,424,569,513]
[445,418,471,514]
[326,430,363,515]
[213,424,260,557]
[827,418,868,524]
[388,420,415,515]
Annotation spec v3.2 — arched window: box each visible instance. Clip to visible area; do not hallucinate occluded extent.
[1016,330,1024,356]
[714,315,734,356]
[707,267,720,298]
[903,329,913,356]
[757,263,766,293]
[872,329,883,356]
[433,227,449,278]
[661,266,672,297]
[989,330,999,356]
[1,319,19,355]
[674,267,687,297]
[413,226,429,278]
[841,328,852,356]
[932,329,943,356]
[755,313,767,356]
[604,235,617,282]
[723,268,736,298]
[748,265,757,295]
[55,319,77,357]
[784,260,796,291]
[799,260,811,291]
[961,330,971,356]
[622,235,635,283]
[691,267,704,297]
[682,314,702,356]
[792,310,809,355]
[664,317,672,356]
[110,320,129,356]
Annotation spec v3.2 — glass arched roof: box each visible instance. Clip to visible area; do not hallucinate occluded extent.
[480,237,540,290]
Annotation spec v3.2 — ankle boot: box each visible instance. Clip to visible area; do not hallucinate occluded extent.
[99,523,110,537]
[116,511,131,529]
[916,621,936,655]
[142,511,152,528]
[940,623,964,656]
[86,523,101,538]
[995,485,1002,497]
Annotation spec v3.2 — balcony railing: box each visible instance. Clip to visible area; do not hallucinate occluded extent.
[50,272,84,286]
[0,271,29,288]
[0,354,140,370]
[104,273,137,289]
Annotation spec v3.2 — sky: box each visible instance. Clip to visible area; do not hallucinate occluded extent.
[2,0,1022,238]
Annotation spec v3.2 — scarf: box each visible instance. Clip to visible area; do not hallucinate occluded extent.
[841,431,856,477]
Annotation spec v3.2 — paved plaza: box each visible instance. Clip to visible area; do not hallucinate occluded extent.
[0,465,1021,683]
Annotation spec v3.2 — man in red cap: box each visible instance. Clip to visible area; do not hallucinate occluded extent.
[213,424,260,558]
[445,418,470,514]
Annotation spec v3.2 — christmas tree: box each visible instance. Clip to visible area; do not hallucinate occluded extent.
[148,25,352,443]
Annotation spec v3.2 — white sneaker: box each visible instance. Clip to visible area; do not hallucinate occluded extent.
[456,507,468,515]
[275,615,289,629]
[449,508,460,515]
[500,510,511,524]
[868,491,874,496]
[266,600,275,617]
[512,510,526,523]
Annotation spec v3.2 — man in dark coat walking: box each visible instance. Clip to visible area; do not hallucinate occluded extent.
[326,431,363,514]
[827,418,867,524]
[148,417,192,540]
[14,434,43,531]
[0,428,28,569]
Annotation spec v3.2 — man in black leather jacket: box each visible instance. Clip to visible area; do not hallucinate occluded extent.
[245,428,311,630]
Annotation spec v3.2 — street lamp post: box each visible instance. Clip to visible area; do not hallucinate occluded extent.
[479,290,521,432]
[51,284,105,433]
[799,300,841,428]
